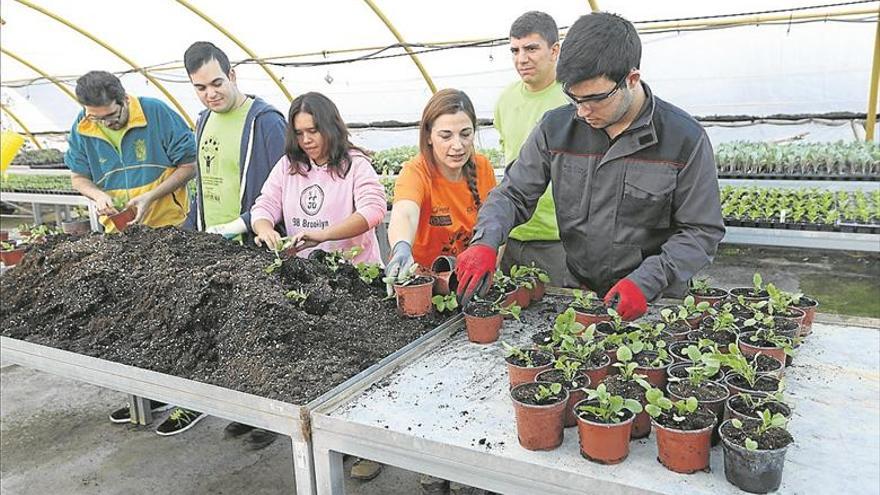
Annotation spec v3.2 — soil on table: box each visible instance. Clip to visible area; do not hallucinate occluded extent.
[653,407,716,431]
[720,419,793,450]
[668,380,728,402]
[511,382,566,406]
[728,395,791,419]
[0,228,448,404]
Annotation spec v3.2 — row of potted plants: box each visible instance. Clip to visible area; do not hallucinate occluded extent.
[715,140,879,179]
[721,186,880,233]
[499,272,809,493]
[0,173,75,194]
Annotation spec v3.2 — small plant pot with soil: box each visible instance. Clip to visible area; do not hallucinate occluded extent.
[574,386,641,465]
[791,295,819,337]
[393,275,436,317]
[61,218,91,235]
[569,289,611,327]
[109,207,137,232]
[633,350,672,390]
[667,362,723,383]
[0,243,25,266]
[725,393,792,424]
[510,381,569,451]
[688,327,738,350]
[647,395,717,474]
[719,418,794,493]
[536,368,591,428]
[737,331,790,367]
[667,379,730,446]
[728,287,770,303]
[604,375,651,439]
[668,340,698,363]
[724,373,781,397]
[578,352,612,388]
[503,345,554,389]
[430,255,456,295]
[688,285,729,306]
[530,277,546,302]
[463,300,503,344]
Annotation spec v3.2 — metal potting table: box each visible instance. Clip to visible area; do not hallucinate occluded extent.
[311,296,880,494]
[0,314,462,495]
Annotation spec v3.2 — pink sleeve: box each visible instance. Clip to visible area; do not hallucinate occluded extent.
[350,154,388,228]
[250,156,287,227]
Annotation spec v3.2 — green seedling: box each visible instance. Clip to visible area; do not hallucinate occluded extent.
[569,289,602,312]
[557,336,602,365]
[0,241,17,251]
[534,382,563,403]
[752,272,764,293]
[355,262,382,284]
[502,341,534,368]
[611,345,651,389]
[285,289,308,307]
[731,409,789,451]
[645,388,699,423]
[690,277,712,293]
[550,308,586,345]
[112,196,129,212]
[577,383,643,423]
[431,294,459,313]
[553,355,584,384]
[509,264,535,290]
[264,237,296,274]
[382,263,422,287]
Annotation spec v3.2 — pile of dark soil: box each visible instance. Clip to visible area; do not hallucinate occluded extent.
[0,227,446,404]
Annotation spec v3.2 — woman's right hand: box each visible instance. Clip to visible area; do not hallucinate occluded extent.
[254,228,282,251]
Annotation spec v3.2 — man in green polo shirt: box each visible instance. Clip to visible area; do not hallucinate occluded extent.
[495,11,577,286]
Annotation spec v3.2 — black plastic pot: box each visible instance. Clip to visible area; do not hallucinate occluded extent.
[719,419,791,493]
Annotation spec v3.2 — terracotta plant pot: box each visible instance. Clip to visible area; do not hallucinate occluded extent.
[505,349,554,389]
[510,382,569,451]
[792,296,819,337]
[1,248,25,266]
[666,362,723,384]
[393,276,435,317]
[719,419,793,493]
[511,286,531,309]
[530,280,545,302]
[725,394,792,424]
[432,271,453,296]
[463,313,503,344]
[573,309,610,328]
[737,331,787,367]
[668,340,698,364]
[61,218,91,235]
[604,376,650,439]
[109,207,136,232]
[688,287,729,306]
[430,256,455,295]
[574,400,635,464]
[668,380,730,446]
[536,369,590,428]
[652,415,716,474]
[581,354,612,388]
[728,287,770,303]
[634,350,671,390]
[724,374,781,397]
[0,231,8,241]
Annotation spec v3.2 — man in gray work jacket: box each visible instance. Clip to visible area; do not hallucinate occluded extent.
[455,12,725,321]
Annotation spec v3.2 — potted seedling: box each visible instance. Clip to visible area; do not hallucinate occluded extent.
[533,307,587,348]
[569,289,610,327]
[688,277,729,305]
[629,340,673,391]
[536,355,591,428]
[574,384,642,464]
[507,265,534,309]
[719,414,794,493]
[765,284,807,330]
[0,240,25,266]
[604,348,653,439]
[729,272,770,302]
[502,342,554,388]
[691,310,739,349]
[645,389,716,474]
[557,332,611,387]
[726,391,792,424]
[660,296,713,332]
[509,381,569,451]
[523,263,550,302]
[386,264,435,317]
[667,340,724,381]
[666,347,729,445]
[463,295,521,344]
[738,325,794,367]
[789,292,819,337]
[109,195,136,232]
[61,206,91,235]
[492,270,519,308]
[722,344,783,395]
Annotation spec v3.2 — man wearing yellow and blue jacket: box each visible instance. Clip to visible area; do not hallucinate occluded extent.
[64,71,196,233]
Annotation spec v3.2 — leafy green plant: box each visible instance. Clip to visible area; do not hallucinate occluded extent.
[472,294,522,320]
[0,241,17,251]
[509,264,535,290]
[577,384,643,423]
[285,289,309,307]
[551,308,586,344]
[431,294,459,313]
[690,277,713,293]
[569,289,602,312]
[553,355,584,383]
[112,196,129,212]
[502,342,533,367]
[730,411,789,451]
[264,237,296,274]
[644,388,699,423]
[383,263,423,287]
[534,382,563,403]
[355,262,381,284]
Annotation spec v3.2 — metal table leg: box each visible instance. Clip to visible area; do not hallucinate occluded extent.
[292,438,318,495]
[128,394,153,425]
[313,438,345,495]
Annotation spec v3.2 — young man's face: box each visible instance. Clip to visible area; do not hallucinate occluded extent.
[509,33,559,88]
[565,73,636,130]
[84,99,129,130]
[189,59,241,113]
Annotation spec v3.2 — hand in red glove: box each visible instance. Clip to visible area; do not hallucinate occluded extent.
[454,244,496,307]
[604,278,647,321]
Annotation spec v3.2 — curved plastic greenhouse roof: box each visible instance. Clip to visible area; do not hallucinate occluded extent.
[1,0,878,144]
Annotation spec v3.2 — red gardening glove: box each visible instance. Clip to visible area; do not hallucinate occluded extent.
[604,278,647,321]
[455,244,496,306]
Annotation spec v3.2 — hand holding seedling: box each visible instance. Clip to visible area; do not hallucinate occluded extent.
[254,228,283,250]
[288,229,328,252]
[384,240,414,296]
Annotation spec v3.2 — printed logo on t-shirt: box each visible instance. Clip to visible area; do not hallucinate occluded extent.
[201,136,220,175]
[300,184,325,216]
[429,215,452,226]
[134,139,147,162]
[440,227,473,256]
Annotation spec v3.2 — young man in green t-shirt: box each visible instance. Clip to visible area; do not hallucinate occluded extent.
[184,41,287,450]
[494,11,578,286]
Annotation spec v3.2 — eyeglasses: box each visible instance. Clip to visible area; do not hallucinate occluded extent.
[86,102,125,124]
[563,73,629,107]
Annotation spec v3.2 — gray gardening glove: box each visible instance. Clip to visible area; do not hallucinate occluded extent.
[384,240,414,296]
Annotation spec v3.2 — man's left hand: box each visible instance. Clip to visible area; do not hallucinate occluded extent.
[604,278,647,320]
[127,192,157,224]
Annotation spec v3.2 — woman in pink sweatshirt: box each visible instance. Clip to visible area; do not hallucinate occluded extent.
[250,92,386,264]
